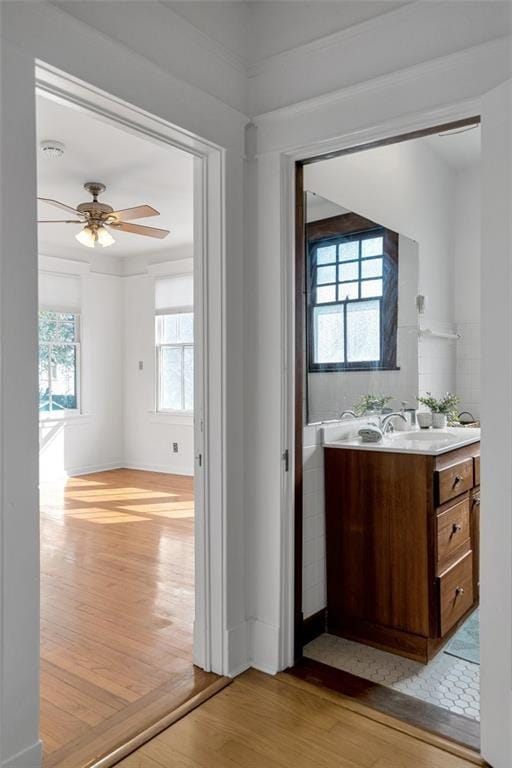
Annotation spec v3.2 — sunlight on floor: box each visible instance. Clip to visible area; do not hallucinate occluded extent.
[64,506,150,523]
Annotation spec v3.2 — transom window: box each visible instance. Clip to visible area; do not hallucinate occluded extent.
[39,311,80,413]
[307,221,398,371]
[156,312,194,412]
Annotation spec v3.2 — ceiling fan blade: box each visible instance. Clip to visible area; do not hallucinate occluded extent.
[110,221,169,239]
[38,220,84,224]
[38,197,80,216]
[110,204,160,221]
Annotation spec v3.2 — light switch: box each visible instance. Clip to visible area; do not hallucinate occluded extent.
[138,361,144,370]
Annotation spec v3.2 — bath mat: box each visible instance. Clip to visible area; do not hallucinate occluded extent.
[444,608,479,665]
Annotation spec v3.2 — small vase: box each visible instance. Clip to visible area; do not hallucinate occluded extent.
[432,412,447,429]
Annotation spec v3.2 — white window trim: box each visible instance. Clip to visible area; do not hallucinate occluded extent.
[155,307,194,415]
[38,310,81,419]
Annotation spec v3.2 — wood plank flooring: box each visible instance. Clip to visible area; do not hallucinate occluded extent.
[40,469,221,768]
[114,669,485,768]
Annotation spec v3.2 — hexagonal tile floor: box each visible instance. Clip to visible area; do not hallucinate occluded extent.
[304,632,480,721]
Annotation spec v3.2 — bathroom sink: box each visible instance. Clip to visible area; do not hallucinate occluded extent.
[323,425,481,455]
[388,430,455,442]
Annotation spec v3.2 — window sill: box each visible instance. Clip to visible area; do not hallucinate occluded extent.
[309,365,401,373]
[148,411,194,426]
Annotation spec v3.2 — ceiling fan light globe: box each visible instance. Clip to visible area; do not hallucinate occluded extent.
[97,226,115,248]
[75,226,96,248]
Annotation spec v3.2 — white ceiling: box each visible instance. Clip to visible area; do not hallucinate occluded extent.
[36,93,194,260]
[421,124,481,171]
[163,1,409,64]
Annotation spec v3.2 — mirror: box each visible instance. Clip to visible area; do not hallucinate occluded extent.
[305,191,419,424]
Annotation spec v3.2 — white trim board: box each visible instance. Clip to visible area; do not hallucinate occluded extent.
[122,462,195,477]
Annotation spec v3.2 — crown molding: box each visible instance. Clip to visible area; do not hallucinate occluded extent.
[247,1,423,78]
[253,35,510,128]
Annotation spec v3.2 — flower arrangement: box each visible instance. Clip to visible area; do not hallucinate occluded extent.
[417,392,460,418]
[354,393,393,416]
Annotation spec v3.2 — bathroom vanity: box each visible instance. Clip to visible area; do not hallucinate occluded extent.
[324,427,480,662]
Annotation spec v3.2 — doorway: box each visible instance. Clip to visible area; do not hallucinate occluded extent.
[35,65,228,767]
[291,116,483,754]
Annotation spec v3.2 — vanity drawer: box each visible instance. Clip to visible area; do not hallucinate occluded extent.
[474,455,480,486]
[435,459,474,505]
[438,551,474,636]
[436,498,471,573]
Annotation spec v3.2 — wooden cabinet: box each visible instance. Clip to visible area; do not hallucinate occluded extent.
[325,441,480,662]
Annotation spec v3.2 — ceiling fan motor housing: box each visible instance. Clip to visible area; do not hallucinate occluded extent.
[77,182,115,221]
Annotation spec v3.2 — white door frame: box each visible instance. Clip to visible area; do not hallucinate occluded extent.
[278,96,508,753]
[35,61,227,675]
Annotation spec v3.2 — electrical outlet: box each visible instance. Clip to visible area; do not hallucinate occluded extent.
[138,360,144,371]
[172,442,179,453]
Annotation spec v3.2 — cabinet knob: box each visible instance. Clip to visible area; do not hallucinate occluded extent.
[455,586,465,596]
[473,496,481,507]
[453,474,464,486]
[452,522,462,533]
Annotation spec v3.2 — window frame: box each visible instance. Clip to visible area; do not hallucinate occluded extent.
[38,309,81,416]
[306,212,399,373]
[155,307,194,414]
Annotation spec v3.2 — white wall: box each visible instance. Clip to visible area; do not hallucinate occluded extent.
[0,2,508,765]
[454,167,481,418]
[123,259,195,476]
[39,259,124,479]
[0,4,247,762]
[38,256,195,480]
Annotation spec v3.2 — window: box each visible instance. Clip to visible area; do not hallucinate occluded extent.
[39,311,80,413]
[307,219,398,371]
[156,312,194,412]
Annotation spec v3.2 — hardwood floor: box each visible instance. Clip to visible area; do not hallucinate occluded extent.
[40,469,221,768]
[114,669,485,768]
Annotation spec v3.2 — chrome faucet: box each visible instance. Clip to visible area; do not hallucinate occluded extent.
[339,410,357,421]
[380,412,408,434]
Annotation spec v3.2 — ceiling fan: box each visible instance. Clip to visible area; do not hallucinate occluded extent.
[37,182,170,249]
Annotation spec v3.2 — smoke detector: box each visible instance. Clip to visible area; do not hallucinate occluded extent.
[40,140,65,159]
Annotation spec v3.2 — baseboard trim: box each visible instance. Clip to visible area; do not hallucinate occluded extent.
[302,608,326,645]
[2,740,42,768]
[123,461,194,476]
[41,461,123,479]
[226,621,250,677]
[249,619,280,674]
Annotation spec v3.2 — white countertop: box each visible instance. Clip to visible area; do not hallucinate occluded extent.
[323,426,481,456]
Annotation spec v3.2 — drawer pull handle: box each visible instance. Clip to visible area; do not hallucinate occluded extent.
[453,474,464,486]
[473,497,481,507]
[455,586,465,596]
[452,522,462,533]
